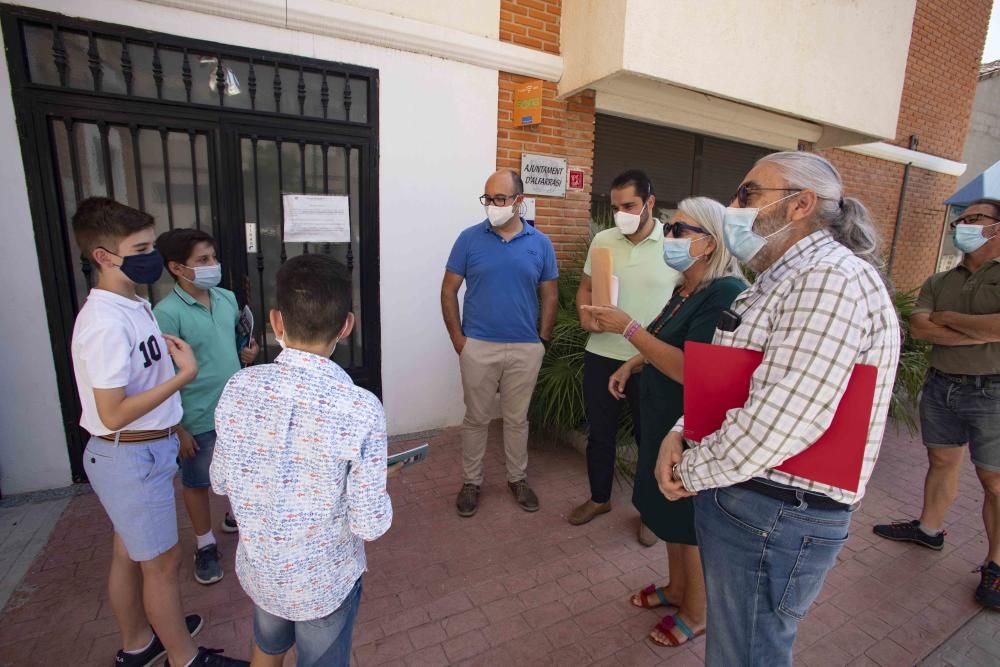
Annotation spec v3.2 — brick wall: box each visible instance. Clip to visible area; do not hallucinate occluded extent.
[498,0,595,258]
[821,0,992,292]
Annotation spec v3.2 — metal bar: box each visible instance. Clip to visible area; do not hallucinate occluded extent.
[888,135,919,276]
[64,117,92,289]
[343,74,352,121]
[251,136,267,359]
[247,56,257,110]
[277,137,286,264]
[345,143,354,367]
[181,49,192,103]
[273,61,281,111]
[120,38,133,96]
[300,140,308,254]
[216,54,226,106]
[297,66,306,116]
[152,43,163,99]
[51,25,67,87]
[130,124,145,211]
[87,31,102,92]
[189,129,201,229]
[98,120,114,199]
[159,127,174,228]
[320,72,329,119]
[322,142,330,254]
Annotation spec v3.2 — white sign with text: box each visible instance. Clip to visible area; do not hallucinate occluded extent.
[521,153,567,197]
[282,194,351,243]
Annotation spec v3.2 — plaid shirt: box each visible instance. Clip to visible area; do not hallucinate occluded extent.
[673,229,900,504]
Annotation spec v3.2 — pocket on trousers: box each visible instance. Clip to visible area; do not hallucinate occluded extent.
[713,487,770,537]
[778,535,847,620]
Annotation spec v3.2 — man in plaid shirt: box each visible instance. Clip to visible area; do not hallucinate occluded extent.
[656,152,900,666]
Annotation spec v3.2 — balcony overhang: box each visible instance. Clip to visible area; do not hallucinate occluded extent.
[561,0,916,150]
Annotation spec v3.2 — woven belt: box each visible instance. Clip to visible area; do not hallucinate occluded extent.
[97,428,174,444]
[737,478,852,511]
[930,368,1000,387]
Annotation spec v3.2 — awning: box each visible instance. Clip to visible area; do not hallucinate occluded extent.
[945,160,1000,205]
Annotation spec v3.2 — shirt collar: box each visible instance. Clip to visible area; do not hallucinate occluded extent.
[482,218,534,237]
[172,284,217,307]
[754,229,838,293]
[275,348,353,383]
[616,217,663,244]
[87,288,150,310]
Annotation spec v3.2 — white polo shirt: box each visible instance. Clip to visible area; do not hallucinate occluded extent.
[71,289,183,436]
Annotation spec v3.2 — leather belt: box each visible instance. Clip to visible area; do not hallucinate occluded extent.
[930,368,1000,387]
[737,478,852,511]
[97,428,174,444]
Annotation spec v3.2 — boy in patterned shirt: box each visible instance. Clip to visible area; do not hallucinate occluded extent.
[211,254,393,666]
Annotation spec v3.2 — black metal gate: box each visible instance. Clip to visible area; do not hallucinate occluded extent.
[2,5,381,482]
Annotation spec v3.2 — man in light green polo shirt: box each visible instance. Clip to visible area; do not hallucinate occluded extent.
[571,170,679,535]
[153,228,259,585]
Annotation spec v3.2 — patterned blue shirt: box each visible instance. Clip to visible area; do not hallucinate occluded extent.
[211,348,392,620]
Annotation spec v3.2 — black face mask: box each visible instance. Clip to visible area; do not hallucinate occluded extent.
[100,248,165,285]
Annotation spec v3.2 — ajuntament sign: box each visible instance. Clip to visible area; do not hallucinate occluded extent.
[521,153,567,197]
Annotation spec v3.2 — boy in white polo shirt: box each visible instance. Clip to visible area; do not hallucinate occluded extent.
[70,197,248,667]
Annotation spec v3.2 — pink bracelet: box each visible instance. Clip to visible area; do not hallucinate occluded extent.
[623,320,641,340]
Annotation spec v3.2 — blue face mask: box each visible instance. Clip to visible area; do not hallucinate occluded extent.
[662,236,707,272]
[183,263,222,289]
[722,192,800,263]
[953,222,999,254]
[101,248,165,285]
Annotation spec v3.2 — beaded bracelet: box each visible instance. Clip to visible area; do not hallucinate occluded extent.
[621,319,636,336]
[623,320,641,340]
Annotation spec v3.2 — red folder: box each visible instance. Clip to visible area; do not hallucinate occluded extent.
[682,342,878,492]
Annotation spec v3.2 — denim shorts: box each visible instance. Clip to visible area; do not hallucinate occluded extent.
[253,578,362,667]
[920,371,1000,471]
[180,429,217,488]
[83,434,179,561]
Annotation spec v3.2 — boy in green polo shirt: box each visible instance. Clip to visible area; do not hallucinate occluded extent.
[153,228,259,585]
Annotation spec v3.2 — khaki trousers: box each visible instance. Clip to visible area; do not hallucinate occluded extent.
[459,338,546,485]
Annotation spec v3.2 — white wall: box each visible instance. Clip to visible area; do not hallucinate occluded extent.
[1,0,497,486]
[959,74,1000,187]
[0,28,72,495]
[331,0,500,39]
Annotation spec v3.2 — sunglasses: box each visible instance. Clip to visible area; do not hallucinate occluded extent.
[731,184,802,208]
[949,213,1000,229]
[665,221,708,238]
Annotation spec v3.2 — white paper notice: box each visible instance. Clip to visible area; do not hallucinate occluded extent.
[282,194,351,243]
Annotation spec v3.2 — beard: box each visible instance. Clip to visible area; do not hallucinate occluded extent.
[747,202,793,273]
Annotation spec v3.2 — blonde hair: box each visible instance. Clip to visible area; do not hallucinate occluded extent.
[675,197,744,291]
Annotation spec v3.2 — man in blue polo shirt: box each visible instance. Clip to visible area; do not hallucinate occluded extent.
[441,169,558,518]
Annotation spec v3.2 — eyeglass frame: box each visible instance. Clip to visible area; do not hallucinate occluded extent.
[949,213,1000,230]
[731,184,804,208]
[479,193,520,207]
[665,221,709,239]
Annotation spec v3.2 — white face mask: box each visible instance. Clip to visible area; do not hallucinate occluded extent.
[486,204,516,227]
[614,202,647,235]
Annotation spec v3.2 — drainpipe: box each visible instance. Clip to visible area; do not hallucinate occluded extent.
[886,135,918,276]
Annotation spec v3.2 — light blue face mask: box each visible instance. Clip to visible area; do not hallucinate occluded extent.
[953,222,999,254]
[183,263,222,289]
[722,192,801,263]
[662,236,707,271]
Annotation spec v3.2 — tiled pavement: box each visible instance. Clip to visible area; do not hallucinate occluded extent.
[0,423,995,666]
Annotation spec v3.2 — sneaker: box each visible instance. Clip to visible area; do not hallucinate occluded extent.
[221,512,239,533]
[194,544,224,585]
[508,480,539,512]
[975,561,1000,610]
[115,614,204,667]
[568,499,610,525]
[872,519,945,550]
[165,647,250,667]
[456,483,481,517]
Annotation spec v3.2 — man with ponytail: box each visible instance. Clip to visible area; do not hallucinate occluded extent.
[874,197,1000,611]
[654,151,900,665]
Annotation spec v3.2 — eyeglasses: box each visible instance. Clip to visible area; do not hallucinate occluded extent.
[665,221,708,238]
[479,193,518,206]
[949,213,1000,229]
[731,184,802,208]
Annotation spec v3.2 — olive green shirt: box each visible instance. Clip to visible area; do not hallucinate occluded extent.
[913,257,1000,375]
[153,285,242,435]
[582,223,680,361]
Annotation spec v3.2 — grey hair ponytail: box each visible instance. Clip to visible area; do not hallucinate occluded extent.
[757,152,885,271]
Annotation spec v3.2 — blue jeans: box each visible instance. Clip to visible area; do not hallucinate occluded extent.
[180,429,217,488]
[920,370,1000,470]
[694,484,852,666]
[253,578,362,667]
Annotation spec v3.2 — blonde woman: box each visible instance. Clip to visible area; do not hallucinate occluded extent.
[584,196,745,647]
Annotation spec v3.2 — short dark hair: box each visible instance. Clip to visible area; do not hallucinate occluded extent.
[968,198,1000,217]
[72,197,155,266]
[276,254,352,344]
[155,228,216,280]
[610,169,654,201]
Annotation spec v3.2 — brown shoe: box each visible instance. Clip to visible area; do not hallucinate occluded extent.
[568,499,611,525]
[507,480,539,512]
[456,483,481,517]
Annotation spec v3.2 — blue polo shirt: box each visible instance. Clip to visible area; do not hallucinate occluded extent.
[446,219,558,343]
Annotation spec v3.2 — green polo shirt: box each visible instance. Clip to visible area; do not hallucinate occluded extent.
[914,257,1000,375]
[153,285,242,435]
[583,223,680,361]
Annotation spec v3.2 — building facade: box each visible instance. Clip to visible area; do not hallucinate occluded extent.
[0,0,989,494]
